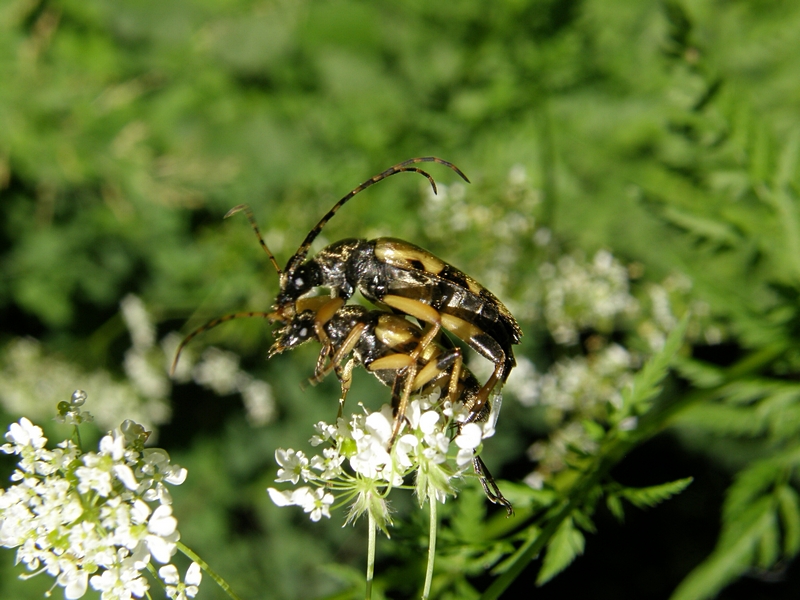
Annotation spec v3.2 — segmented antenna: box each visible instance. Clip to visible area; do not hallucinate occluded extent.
[170,311,273,376]
[285,157,470,274]
[224,204,282,275]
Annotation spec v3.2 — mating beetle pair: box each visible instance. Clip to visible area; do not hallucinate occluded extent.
[173,157,521,511]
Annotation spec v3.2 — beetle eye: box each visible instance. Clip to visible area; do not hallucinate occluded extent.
[298,327,308,338]
[294,277,304,289]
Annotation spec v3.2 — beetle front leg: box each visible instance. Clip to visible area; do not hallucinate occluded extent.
[308,321,366,387]
[312,297,346,353]
[335,358,356,420]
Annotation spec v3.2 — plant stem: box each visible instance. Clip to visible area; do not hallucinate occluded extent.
[366,510,376,600]
[178,541,243,600]
[422,495,438,600]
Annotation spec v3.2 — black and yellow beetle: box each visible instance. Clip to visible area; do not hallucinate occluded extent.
[269,296,513,513]
[227,157,522,424]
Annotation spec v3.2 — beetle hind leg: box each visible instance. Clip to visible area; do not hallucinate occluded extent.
[473,455,513,516]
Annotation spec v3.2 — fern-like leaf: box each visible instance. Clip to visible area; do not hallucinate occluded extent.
[777,484,800,556]
[536,517,585,586]
[670,496,775,600]
[619,477,694,510]
[618,313,689,420]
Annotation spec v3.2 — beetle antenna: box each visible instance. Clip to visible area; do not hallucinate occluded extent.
[225,204,283,275]
[170,311,274,376]
[286,157,470,273]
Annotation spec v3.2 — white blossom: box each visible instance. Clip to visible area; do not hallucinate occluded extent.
[0,412,194,600]
[268,395,497,531]
[159,562,202,600]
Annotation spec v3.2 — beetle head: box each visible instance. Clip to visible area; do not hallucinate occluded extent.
[277,261,323,308]
[269,310,318,356]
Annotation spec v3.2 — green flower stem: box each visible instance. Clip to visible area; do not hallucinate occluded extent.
[366,510,376,600]
[422,495,438,600]
[73,425,83,451]
[177,541,242,600]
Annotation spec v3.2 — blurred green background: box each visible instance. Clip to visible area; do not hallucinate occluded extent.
[3,0,800,598]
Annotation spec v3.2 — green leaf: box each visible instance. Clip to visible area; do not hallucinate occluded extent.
[536,517,585,586]
[619,477,694,510]
[572,510,597,535]
[756,509,779,570]
[776,485,800,556]
[673,356,725,388]
[606,494,625,523]
[723,462,781,524]
[720,379,784,405]
[671,497,775,600]
[619,312,689,419]
[673,403,766,436]
[646,201,742,247]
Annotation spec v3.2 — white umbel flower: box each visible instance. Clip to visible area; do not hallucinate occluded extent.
[268,395,497,532]
[0,405,194,600]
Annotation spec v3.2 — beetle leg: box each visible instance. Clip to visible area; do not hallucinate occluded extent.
[367,352,415,371]
[313,297,346,353]
[412,347,460,391]
[435,312,509,424]
[308,321,366,386]
[465,365,505,424]
[387,362,419,449]
[335,358,356,419]
[367,352,420,447]
[472,455,513,516]
[313,344,332,381]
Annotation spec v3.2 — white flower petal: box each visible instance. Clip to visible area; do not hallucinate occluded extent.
[455,423,483,450]
[113,464,139,490]
[159,564,180,585]
[185,562,202,586]
[419,411,440,435]
[267,488,294,507]
[148,505,177,536]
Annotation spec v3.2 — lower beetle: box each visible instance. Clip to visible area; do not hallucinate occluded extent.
[270,297,512,514]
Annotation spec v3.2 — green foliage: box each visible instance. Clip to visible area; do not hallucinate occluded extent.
[617,313,689,422]
[536,516,585,585]
[607,476,694,520]
[671,456,800,600]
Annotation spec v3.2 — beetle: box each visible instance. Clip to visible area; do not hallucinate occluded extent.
[171,296,512,513]
[227,157,522,425]
[269,297,512,513]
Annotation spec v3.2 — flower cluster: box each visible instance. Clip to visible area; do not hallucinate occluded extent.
[539,250,639,345]
[0,405,200,600]
[268,394,493,533]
